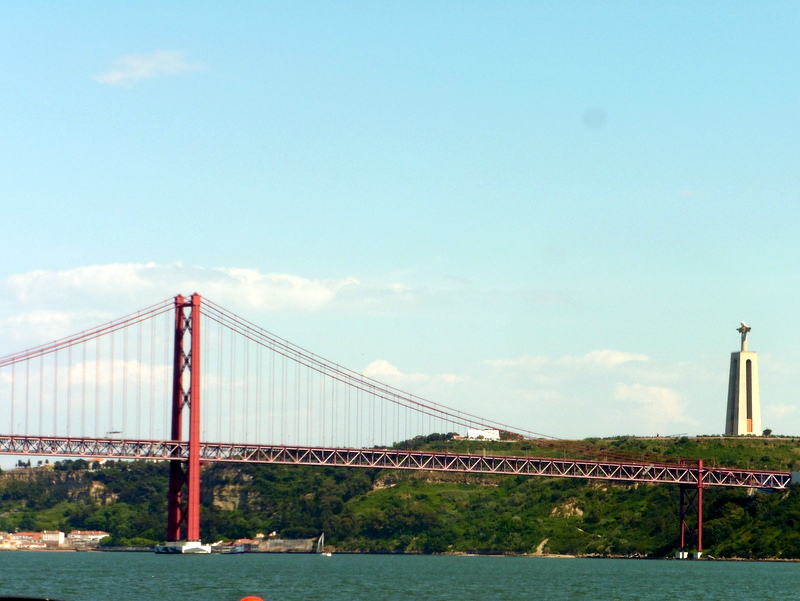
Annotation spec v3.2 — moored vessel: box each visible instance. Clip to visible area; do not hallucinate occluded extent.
[155,540,212,554]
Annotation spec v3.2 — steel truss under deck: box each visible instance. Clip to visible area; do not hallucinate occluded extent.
[0,434,791,490]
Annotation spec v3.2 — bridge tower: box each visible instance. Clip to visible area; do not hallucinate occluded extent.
[725,322,761,436]
[160,294,209,553]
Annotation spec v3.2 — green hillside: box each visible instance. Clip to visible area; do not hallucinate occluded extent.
[1,435,799,559]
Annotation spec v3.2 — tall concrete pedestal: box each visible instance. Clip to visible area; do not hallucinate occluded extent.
[725,323,761,436]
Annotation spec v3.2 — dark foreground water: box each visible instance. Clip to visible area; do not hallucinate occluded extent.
[0,552,796,601]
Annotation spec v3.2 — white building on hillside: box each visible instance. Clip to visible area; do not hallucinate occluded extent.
[467,428,500,441]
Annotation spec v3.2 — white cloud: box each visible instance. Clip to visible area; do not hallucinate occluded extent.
[613,383,696,430]
[0,263,417,349]
[354,352,703,440]
[475,350,707,437]
[364,359,408,380]
[355,351,678,438]
[578,350,649,368]
[94,51,204,87]
[3,262,414,312]
[5,310,75,337]
[765,403,795,421]
[203,268,355,312]
[489,349,648,371]
[363,360,462,386]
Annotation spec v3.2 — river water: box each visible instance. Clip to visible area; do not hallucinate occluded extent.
[0,552,794,601]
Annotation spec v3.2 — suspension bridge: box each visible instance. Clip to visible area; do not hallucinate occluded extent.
[0,294,793,555]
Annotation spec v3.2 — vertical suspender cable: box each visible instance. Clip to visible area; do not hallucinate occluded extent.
[330,373,336,447]
[356,386,361,448]
[82,340,87,440]
[94,339,99,438]
[306,369,311,445]
[346,384,350,448]
[53,352,58,435]
[355,385,360,447]
[380,387,385,447]
[270,351,275,444]
[150,315,156,440]
[49,355,54,436]
[256,342,262,444]
[229,327,236,443]
[217,319,223,442]
[10,362,14,436]
[244,335,250,443]
[109,331,114,434]
[163,313,169,438]
[320,376,326,447]
[25,359,30,436]
[396,393,402,446]
[122,327,128,437]
[136,320,142,439]
[201,317,208,443]
[295,357,300,445]
[229,328,235,442]
[67,345,72,437]
[281,354,286,445]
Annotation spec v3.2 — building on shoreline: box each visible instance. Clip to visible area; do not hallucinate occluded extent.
[0,529,108,550]
[66,530,110,549]
[42,530,65,547]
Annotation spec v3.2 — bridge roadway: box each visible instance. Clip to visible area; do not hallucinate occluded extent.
[0,434,791,490]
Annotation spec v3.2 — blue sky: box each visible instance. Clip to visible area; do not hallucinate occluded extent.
[2,2,800,443]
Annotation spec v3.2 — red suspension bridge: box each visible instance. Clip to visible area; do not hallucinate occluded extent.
[0,294,793,555]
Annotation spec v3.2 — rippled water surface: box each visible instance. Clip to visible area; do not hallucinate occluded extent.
[0,552,796,601]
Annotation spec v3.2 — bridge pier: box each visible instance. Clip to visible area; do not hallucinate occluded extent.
[164,294,204,548]
[677,460,704,559]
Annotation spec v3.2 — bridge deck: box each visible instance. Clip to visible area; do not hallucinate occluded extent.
[0,435,790,490]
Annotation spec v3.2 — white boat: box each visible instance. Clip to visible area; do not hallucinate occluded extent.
[155,540,212,554]
[318,533,332,556]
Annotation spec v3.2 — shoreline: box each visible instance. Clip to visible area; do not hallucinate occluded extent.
[4,547,800,562]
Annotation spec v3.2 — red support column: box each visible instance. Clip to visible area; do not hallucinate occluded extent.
[164,294,203,544]
[186,294,202,541]
[678,484,686,553]
[166,295,187,542]
[677,460,705,558]
[697,459,704,554]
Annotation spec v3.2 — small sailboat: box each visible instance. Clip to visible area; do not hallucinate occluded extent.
[318,533,332,556]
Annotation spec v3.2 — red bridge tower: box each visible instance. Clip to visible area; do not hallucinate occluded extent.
[159,294,208,553]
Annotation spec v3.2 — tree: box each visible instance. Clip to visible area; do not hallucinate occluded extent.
[763,429,772,437]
